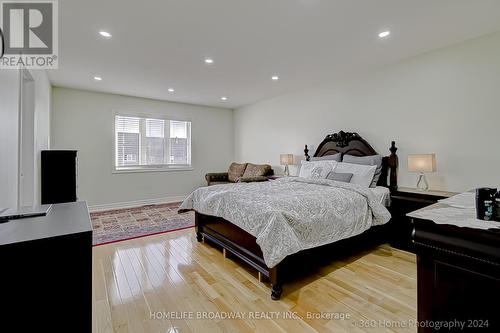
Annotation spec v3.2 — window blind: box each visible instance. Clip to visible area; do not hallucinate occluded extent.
[115,115,191,169]
[146,118,164,138]
[144,118,165,164]
[169,121,189,164]
[115,116,140,167]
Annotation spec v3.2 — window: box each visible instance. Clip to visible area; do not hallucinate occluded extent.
[115,115,191,171]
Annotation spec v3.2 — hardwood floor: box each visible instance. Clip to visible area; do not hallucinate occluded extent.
[92,228,417,333]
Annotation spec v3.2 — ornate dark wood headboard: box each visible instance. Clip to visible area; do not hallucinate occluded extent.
[304,131,398,190]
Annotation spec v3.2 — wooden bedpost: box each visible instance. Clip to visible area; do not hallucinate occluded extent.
[269,266,283,300]
[388,141,398,191]
[304,145,310,161]
[195,212,203,242]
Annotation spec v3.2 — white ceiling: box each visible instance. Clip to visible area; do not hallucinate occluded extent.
[49,0,500,109]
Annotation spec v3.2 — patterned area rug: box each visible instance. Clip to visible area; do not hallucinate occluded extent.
[90,202,194,246]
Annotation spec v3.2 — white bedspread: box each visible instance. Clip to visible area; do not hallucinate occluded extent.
[179,177,391,268]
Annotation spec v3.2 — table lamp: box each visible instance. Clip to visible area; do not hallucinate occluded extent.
[407,154,436,191]
[280,154,294,176]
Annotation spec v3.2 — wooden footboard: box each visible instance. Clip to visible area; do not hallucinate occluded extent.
[195,211,387,300]
[195,212,284,300]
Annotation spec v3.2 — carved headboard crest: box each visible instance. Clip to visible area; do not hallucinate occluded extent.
[327,131,358,148]
[305,131,377,160]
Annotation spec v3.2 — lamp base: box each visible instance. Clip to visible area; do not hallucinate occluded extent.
[284,165,290,177]
[416,173,429,191]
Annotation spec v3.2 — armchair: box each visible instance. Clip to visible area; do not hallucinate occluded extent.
[205,172,230,186]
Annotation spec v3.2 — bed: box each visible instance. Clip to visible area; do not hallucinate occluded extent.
[179,131,398,300]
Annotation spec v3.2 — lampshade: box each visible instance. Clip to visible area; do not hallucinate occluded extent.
[280,154,294,166]
[408,154,436,173]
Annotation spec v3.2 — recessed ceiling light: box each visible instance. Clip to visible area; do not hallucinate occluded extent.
[221,96,227,101]
[168,88,175,92]
[378,30,391,38]
[99,31,112,38]
[204,58,214,64]
[271,75,279,81]
[93,76,102,81]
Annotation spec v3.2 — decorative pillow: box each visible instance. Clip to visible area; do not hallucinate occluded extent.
[228,162,248,182]
[326,172,353,183]
[242,163,272,178]
[239,176,268,183]
[299,160,337,179]
[310,153,342,162]
[343,154,383,188]
[334,162,377,188]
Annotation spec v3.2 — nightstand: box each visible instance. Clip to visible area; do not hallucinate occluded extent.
[388,187,457,252]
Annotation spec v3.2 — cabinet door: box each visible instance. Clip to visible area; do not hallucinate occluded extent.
[432,261,499,332]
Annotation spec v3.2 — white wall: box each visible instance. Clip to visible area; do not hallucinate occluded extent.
[0,69,51,208]
[0,70,20,208]
[32,70,52,204]
[51,87,233,207]
[234,31,500,192]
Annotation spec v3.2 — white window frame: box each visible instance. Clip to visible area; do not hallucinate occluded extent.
[113,112,193,173]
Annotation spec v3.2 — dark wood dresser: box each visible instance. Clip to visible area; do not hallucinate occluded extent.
[389,187,457,252]
[410,204,500,332]
[41,150,78,204]
[0,202,92,332]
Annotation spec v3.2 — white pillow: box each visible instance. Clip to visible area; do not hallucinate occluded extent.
[299,160,337,179]
[334,162,377,188]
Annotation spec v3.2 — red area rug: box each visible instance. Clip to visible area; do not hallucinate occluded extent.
[90,202,194,246]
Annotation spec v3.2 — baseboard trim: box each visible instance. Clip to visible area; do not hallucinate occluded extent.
[88,195,187,212]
